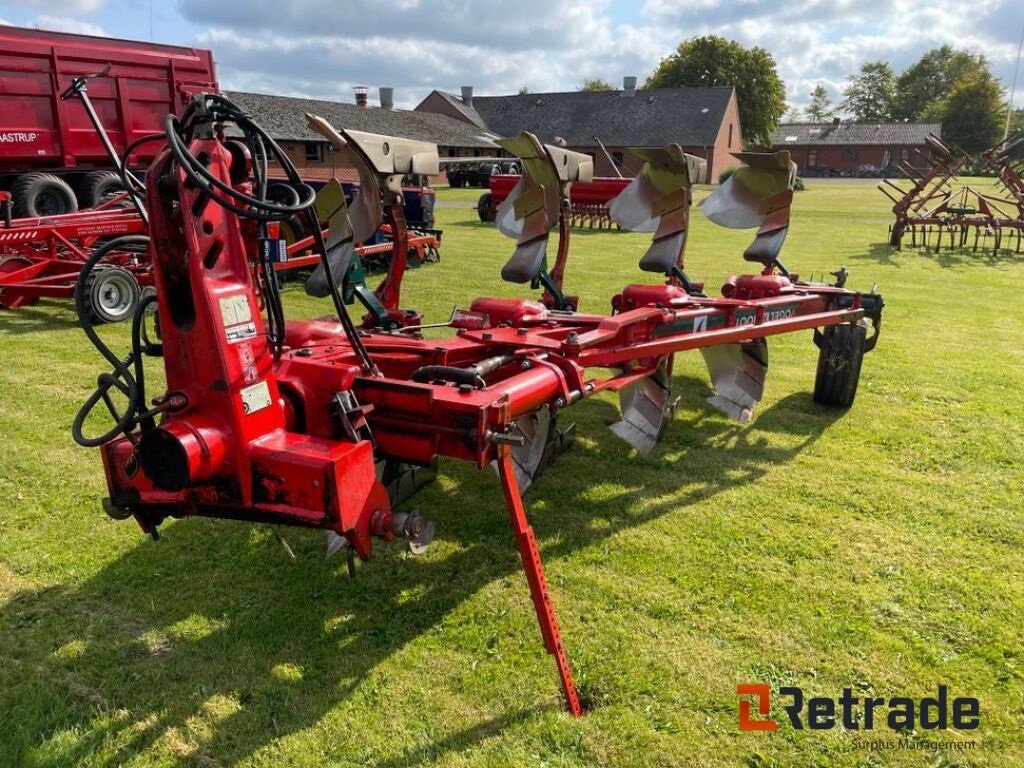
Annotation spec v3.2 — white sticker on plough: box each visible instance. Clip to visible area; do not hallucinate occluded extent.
[240,380,272,415]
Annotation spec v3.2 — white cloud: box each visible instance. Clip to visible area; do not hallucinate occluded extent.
[21,0,105,12]
[28,14,105,35]
[176,0,1022,112]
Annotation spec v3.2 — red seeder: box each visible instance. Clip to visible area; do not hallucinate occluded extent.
[75,96,883,714]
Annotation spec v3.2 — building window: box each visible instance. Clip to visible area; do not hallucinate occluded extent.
[900,147,909,161]
[807,149,818,167]
[843,147,858,161]
[612,151,624,167]
[304,142,324,162]
[728,123,734,147]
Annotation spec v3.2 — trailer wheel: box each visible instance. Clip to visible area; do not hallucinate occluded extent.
[477,193,493,222]
[12,173,78,218]
[81,171,126,209]
[813,320,867,407]
[83,264,141,324]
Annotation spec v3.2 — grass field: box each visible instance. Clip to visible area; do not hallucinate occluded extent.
[1,178,1023,767]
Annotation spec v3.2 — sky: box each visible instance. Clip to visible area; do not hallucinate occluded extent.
[0,0,1021,117]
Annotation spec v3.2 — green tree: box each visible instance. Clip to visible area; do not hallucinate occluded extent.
[1010,108,1024,138]
[784,105,802,122]
[645,35,786,146]
[926,71,1006,153]
[841,61,895,121]
[578,78,614,92]
[806,84,835,121]
[891,45,989,120]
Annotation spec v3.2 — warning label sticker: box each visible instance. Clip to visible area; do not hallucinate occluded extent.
[240,380,272,415]
[219,294,252,327]
[226,322,257,344]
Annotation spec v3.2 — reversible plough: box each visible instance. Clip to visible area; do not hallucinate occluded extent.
[881,132,1024,253]
[74,95,884,714]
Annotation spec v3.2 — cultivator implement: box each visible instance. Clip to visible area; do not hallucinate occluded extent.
[0,194,151,319]
[880,133,1024,253]
[74,95,883,715]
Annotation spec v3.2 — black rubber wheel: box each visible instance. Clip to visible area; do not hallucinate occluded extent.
[12,173,78,217]
[83,264,141,325]
[813,320,867,407]
[477,192,493,222]
[81,171,126,209]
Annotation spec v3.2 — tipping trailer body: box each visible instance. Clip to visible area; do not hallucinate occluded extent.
[0,25,217,208]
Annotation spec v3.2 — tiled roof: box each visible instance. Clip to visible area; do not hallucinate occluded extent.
[429,86,736,147]
[223,91,499,149]
[772,121,942,146]
[435,91,487,128]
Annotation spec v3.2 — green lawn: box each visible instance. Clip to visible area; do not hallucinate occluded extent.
[1,178,1022,767]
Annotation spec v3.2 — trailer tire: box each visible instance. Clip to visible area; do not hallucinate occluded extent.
[477,193,493,222]
[813,320,866,408]
[82,264,141,325]
[81,171,126,209]
[12,173,78,218]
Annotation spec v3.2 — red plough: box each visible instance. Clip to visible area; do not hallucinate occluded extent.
[74,96,884,714]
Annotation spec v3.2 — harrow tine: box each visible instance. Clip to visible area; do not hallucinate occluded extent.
[701,339,768,422]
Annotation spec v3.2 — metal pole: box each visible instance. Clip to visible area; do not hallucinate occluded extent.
[1005,22,1024,143]
[593,135,623,178]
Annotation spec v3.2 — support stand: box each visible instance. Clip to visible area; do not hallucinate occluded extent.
[496,450,584,716]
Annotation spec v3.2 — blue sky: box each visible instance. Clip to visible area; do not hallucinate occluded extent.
[0,0,1021,116]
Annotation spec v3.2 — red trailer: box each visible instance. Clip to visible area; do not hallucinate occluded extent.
[478,174,631,228]
[0,25,217,216]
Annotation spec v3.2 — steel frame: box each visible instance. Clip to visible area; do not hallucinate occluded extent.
[83,112,884,715]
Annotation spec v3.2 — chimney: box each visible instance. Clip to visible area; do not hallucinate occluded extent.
[622,75,637,96]
[379,86,394,110]
[832,116,841,126]
[354,86,368,108]
[461,85,474,107]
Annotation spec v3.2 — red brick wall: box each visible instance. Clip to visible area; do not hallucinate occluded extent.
[415,91,473,124]
[710,90,743,180]
[775,144,927,173]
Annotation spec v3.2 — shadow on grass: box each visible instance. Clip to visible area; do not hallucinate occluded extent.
[0,301,82,335]
[0,378,844,767]
[852,240,1024,269]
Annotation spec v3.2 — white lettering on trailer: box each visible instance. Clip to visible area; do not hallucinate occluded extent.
[694,316,708,333]
[0,132,40,143]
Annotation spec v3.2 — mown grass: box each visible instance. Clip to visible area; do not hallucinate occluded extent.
[1,178,1022,767]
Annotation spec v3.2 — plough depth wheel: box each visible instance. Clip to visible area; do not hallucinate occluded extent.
[813,320,867,407]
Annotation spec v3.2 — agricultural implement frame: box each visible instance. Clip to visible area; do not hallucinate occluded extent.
[74,95,884,715]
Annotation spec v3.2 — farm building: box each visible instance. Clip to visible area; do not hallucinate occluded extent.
[769,120,943,176]
[222,89,501,182]
[415,79,743,179]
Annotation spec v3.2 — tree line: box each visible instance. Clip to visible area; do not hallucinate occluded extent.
[801,46,1014,153]
[570,36,1019,154]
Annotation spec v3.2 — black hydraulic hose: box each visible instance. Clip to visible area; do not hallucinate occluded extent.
[410,355,515,388]
[161,93,377,375]
[72,235,151,447]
